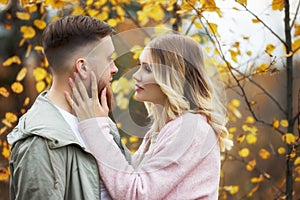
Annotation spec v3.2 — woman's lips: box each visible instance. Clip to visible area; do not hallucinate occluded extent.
[135,84,144,92]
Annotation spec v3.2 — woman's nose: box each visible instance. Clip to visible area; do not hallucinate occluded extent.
[132,67,141,81]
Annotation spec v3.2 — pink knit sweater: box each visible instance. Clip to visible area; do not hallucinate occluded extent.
[79,112,220,200]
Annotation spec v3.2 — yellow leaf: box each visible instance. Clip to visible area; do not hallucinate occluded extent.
[245,116,255,124]
[2,141,10,159]
[25,44,32,57]
[116,6,125,16]
[0,126,7,135]
[20,108,26,114]
[229,49,238,62]
[290,148,296,158]
[294,157,300,165]
[87,9,99,17]
[26,4,38,13]
[256,63,268,74]
[282,133,296,144]
[246,159,256,171]
[265,44,276,55]
[246,50,252,56]
[273,119,280,129]
[24,97,30,106]
[11,82,24,94]
[2,119,12,127]
[0,87,9,97]
[228,127,237,133]
[5,112,17,123]
[236,0,247,6]
[252,18,259,23]
[19,38,26,47]
[247,184,259,198]
[129,136,139,143]
[194,22,202,29]
[231,99,240,107]
[282,51,293,58]
[20,26,36,39]
[296,177,300,182]
[251,174,264,183]
[277,147,286,154]
[148,4,164,21]
[107,19,117,27]
[36,81,46,93]
[16,67,27,82]
[33,19,47,30]
[0,0,9,4]
[130,45,143,60]
[292,38,300,52]
[33,67,47,81]
[223,185,239,195]
[191,35,201,42]
[259,148,271,159]
[116,93,129,110]
[71,6,85,16]
[0,167,10,181]
[96,12,109,21]
[294,24,300,37]
[34,46,44,53]
[246,134,257,145]
[239,148,250,158]
[16,12,30,20]
[208,23,219,36]
[3,55,21,67]
[237,134,245,143]
[280,119,289,127]
[272,0,284,11]
[121,136,127,145]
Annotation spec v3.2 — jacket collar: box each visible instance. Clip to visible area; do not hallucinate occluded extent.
[7,91,84,149]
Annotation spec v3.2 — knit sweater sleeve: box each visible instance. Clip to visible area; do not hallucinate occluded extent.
[78,113,220,199]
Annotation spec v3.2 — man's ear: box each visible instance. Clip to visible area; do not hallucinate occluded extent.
[74,58,88,80]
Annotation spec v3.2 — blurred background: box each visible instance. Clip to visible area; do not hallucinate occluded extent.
[0,0,299,199]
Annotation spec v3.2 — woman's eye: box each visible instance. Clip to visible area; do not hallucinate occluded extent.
[143,64,152,72]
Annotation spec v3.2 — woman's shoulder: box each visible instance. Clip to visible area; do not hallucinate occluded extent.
[167,112,209,127]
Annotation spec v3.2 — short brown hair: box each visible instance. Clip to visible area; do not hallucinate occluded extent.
[42,15,113,71]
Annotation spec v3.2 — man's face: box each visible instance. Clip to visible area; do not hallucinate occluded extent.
[84,36,118,95]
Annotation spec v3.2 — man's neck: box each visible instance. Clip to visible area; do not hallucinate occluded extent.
[48,86,74,115]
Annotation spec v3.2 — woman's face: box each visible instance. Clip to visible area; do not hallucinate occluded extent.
[132,49,167,105]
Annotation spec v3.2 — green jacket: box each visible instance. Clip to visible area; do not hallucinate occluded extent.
[8,91,131,200]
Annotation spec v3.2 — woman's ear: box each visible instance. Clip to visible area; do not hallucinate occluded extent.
[75,58,88,80]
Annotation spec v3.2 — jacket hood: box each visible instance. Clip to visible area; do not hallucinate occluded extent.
[7,91,80,149]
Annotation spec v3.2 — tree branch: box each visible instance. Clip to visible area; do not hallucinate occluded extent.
[239,3,287,47]
[187,1,286,135]
[291,0,300,28]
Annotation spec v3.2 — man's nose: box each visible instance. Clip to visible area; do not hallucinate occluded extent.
[111,61,118,75]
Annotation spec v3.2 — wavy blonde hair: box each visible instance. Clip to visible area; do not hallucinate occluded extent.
[144,34,233,151]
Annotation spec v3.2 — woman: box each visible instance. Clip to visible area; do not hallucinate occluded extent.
[65,34,233,199]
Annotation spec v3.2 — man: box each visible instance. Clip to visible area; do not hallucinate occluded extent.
[7,15,130,200]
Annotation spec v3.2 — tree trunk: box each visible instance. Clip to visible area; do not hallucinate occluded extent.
[284,0,294,199]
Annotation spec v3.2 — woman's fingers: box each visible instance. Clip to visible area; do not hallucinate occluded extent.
[70,77,84,105]
[100,87,109,111]
[64,91,78,112]
[91,71,99,102]
[75,73,90,101]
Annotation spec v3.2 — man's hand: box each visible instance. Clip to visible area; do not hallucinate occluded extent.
[65,71,109,121]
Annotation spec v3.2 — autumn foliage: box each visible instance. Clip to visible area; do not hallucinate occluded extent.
[0,0,299,199]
